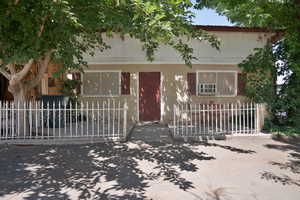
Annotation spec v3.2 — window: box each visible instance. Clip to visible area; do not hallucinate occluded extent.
[197,72,216,95]
[198,84,216,94]
[197,71,237,96]
[82,70,121,97]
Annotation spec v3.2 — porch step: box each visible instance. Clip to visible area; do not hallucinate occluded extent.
[129,124,173,143]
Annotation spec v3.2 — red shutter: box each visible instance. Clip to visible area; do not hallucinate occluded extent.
[72,72,81,95]
[121,72,130,95]
[238,73,246,96]
[187,72,196,96]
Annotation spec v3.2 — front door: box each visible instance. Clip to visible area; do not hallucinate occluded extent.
[139,72,161,121]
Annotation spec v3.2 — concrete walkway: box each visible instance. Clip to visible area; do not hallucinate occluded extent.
[129,124,173,143]
[1,137,300,200]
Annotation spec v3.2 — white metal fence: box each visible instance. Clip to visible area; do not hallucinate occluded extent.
[0,100,128,144]
[173,103,262,138]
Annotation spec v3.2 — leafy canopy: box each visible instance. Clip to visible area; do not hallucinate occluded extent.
[0,0,219,75]
[195,0,300,28]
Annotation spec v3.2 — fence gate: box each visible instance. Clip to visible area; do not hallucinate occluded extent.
[0,100,128,144]
[173,103,262,138]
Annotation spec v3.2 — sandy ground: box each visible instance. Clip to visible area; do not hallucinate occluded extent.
[0,137,300,200]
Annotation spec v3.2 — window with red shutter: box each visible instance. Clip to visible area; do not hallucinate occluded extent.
[238,73,246,96]
[121,72,130,95]
[187,72,196,95]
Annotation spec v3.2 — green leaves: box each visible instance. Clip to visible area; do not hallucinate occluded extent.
[239,40,300,126]
[0,0,219,70]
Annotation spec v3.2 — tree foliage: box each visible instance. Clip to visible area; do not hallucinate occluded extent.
[239,41,300,126]
[196,0,300,127]
[196,0,299,28]
[0,0,219,101]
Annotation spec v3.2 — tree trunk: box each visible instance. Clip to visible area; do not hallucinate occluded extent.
[10,85,27,104]
[8,83,29,137]
[0,52,52,138]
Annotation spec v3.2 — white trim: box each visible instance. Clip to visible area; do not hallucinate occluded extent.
[196,70,237,73]
[83,70,122,73]
[81,70,122,97]
[87,61,240,65]
[196,70,238,97]
[86,58,246,65]
[160,72,163,123]
[235,72,238,96]
[80,95,121,98]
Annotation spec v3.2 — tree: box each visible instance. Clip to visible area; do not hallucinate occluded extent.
[0,0,219,102]
[196,0,300,126]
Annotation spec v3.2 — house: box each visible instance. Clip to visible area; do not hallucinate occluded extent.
[39,26,278,125]
[0,25,281,143]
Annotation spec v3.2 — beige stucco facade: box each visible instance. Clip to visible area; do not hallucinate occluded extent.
[80,64,248,123]
[76,28,273,125]
[40,27,274,127]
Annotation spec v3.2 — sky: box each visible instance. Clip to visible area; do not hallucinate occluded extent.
[192,8,234,26]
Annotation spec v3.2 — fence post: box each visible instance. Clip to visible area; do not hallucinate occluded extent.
[256,104,260,134]
[123,100,128,141]
[173,104,176,136]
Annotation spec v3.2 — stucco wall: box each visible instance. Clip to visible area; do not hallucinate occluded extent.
[39,29,270,128]
[80,64,248,123]
[83,31,271,65]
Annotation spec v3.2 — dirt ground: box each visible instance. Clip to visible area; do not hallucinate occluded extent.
[0,137,299,200]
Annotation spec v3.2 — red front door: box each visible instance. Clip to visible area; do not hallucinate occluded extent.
[139,72,161,121]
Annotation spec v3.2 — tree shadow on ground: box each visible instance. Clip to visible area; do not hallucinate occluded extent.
[262,140,300,187]
[187,186,232,200]
[0,140,255,200]
[190,141,256,154]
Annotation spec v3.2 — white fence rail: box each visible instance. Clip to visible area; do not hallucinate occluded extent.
[173,103,262,138]
[0,100,128,144]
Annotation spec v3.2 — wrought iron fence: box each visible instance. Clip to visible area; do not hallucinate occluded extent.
[173,103,262,138]
[0,100,128,144]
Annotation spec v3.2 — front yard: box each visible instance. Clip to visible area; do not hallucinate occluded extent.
[0,137,299,200]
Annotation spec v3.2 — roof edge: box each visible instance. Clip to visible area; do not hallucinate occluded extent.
[194,25,282,33]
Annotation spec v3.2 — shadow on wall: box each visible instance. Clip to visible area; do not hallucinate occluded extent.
[262,141,300,187]
[0,74,13,101]
[161,72,189,122]
[0,141,255,200]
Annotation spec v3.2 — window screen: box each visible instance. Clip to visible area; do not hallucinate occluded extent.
[217,72,235,96]
[82,71,120,96]
[82,73,100,96]
[197,71,236,96]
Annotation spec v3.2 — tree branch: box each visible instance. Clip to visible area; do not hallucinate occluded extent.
[6,0,21,15]
[15,59,34,81]
[27,51,53,89]
[38,16,48,37]
[7,62,16,74]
